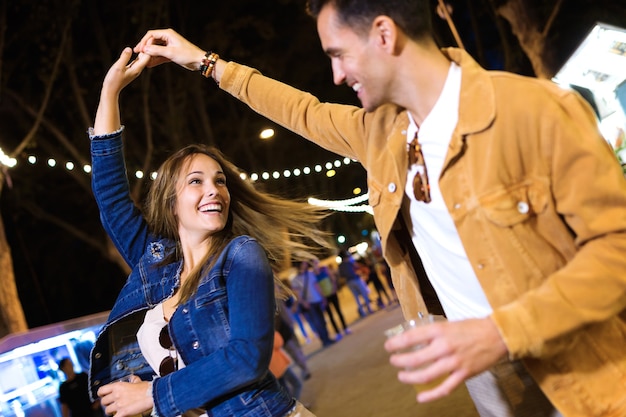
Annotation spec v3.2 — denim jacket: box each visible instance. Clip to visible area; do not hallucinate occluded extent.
[88,131,294,417]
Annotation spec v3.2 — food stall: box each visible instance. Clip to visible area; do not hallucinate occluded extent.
[552,22,626,169]
[0,312,108,417]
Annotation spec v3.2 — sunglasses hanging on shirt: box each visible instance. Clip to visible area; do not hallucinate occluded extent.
[159,324,178,376]
[408,133,432,203]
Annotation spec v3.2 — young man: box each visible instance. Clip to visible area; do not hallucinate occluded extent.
[134,1,626,415]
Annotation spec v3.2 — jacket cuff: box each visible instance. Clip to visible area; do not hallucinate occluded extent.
[88,126,124,140]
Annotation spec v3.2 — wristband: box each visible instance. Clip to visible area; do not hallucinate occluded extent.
[199,52,219,79]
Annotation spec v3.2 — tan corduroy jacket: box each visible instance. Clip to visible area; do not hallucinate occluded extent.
[220,48,626,416]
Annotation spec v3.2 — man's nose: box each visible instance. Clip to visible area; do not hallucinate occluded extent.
[332,62,346,86]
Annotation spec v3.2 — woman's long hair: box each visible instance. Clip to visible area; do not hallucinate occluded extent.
[144,144,331,303]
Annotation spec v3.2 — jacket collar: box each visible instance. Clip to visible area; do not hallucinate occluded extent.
[438,48,496,175]
[442,47,496,138]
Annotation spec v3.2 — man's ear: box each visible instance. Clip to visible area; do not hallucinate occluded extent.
[371,15,399,55]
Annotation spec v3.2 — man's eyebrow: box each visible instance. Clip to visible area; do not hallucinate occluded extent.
[324,47,340,56]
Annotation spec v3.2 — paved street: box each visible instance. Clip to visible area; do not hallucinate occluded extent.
[294,287,480,417]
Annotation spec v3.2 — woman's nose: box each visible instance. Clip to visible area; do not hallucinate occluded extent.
[204,182,217,197]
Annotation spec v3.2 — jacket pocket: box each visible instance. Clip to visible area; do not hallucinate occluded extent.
[480,179,548,227]
[194,287,227,308]
[477,178,571,290]
[111,350,150,379]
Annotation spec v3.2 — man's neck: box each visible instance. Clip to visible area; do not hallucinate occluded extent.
[393,41,452,126]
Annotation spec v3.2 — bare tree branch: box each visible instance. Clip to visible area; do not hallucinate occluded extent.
[5,89,92,192]
[10,17,72,157]
[132,73,152,200]
[19,200,131,275]
[0,0,6,96]
[495,0,553,78]
[542,0,563,37]
[65,36,95,130]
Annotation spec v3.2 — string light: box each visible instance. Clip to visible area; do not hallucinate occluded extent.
[0,147,17,168]
[308,193,373,215]
[259,128,275,139]
[309,193,369,207]
[4,151,358,180]
[3,150,371,213]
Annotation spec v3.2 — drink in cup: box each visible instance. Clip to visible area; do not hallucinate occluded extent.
[384,314,447,394]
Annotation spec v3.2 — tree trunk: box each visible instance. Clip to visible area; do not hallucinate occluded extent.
[0,201,28,337]
[495,0,562,78]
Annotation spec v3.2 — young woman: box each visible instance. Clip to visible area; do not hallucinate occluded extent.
[87,48,326,417]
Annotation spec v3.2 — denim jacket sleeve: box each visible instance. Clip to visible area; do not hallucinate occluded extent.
[90,129,150,267]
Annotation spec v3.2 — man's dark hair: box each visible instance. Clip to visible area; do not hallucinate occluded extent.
[306,0,432,40]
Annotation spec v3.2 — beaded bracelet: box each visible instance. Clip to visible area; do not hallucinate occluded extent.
[199,51,219,79]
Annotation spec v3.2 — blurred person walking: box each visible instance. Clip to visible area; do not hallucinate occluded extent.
[357,258,392,309]
[338,251,373,317]
[276,298,312,380]
[269,331,304,401]
[374,257,398,304]
[312,259,351,337]
[292,261,335,347]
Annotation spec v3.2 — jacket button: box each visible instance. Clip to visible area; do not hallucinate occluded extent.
[182,308,188,314]
[192,341,200,350]
[115,362,124,370]
[94,352,102,359]
[388,183,397,193]
[94,380,101,386]
[517,201,529,214]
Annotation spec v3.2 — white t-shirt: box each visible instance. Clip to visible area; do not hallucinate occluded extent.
[137,305,211,417]
[136,303,186,376]
[404,62,492,322]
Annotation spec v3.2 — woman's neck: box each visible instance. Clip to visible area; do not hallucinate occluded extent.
[179,237,212,283]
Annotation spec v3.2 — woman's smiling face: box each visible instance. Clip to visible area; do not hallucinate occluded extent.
[174,153,231,241]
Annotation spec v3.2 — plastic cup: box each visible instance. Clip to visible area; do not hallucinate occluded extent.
[114,374,134,383]
[384,314,447,393]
